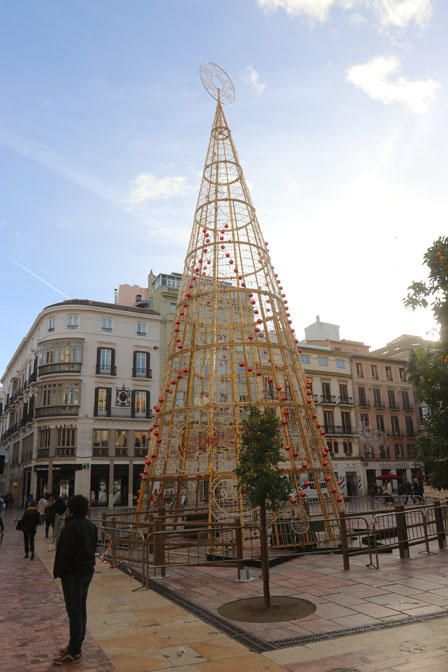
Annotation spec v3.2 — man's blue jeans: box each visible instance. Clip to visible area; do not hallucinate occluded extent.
[61,573,93,655]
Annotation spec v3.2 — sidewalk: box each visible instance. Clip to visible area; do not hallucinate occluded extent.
[3,511,448,671]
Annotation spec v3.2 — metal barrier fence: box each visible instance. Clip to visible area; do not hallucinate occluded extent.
[95,501,448,586]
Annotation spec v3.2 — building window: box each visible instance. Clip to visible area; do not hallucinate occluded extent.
[137,322,148,336]
[356,363,364,378]
[37,382,80,411]
[115,430,128,448]
[388,389,397,409]
[48,317,56,332]
[300,354,310,364]
[67,314,79,330]
[371,364,378,379]
[322,382,332,402]
[101,318,112,333]
[134,431,148,448]
[391,416,400,435]
[339,383,349,402]
[341,411,352,433]
[332,441,339,454]
[385,366,393,381]
[324,410,334,432]
[94,387,111,417]
[405,416,414,436]
[373,388,382,408]
[133,351,151,378]
[376,415,385,432]
[336,359,345,369]
[318,357,328,367]
[343,441,352,455]
[57,427,76,447]
[399,367,406,382]
[401,390,411,410]
[360,413,369,428]
[132,390,150,418]
[395,444,403,459]
[358,386,367,405]
[93,429,109,448]
[38,428,51,448]
[96,347,116,375]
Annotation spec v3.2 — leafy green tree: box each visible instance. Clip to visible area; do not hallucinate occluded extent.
[405,236,448,487]
[235,407,291,608]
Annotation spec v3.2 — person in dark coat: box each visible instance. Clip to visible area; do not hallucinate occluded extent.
[44,495,55,538]
[53,495,97,666]
[21,500,40,559]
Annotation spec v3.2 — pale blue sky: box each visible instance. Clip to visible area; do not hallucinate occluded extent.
[0,0,445,373]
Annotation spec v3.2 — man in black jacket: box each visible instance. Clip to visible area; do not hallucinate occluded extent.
[53,495,97,666]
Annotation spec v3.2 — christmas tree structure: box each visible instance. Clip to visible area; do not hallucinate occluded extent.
[137,63,344,543]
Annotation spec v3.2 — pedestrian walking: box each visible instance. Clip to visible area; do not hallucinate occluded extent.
[20,500,40,559]
[44,496,55,539]
[38,495,48,526]
[53,496,67,542]
[53,495,97,666]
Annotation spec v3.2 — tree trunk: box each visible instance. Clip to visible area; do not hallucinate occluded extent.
[259,501,271,609]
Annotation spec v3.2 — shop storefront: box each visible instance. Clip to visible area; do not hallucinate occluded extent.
[52,464,77,500]
[90,464,110,507]
[132,462,144,506]
[34,465,49,499]
[113,464,129,506]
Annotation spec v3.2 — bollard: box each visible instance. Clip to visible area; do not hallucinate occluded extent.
[434,501,447,550]
[339,512,350,570]
[234,517,244,580]
[110,515,116,567]
[395,505,410,559]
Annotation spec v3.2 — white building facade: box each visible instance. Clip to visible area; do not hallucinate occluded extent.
[0,300,161,507]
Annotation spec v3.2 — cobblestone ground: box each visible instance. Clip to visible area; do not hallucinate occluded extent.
[0,512,115,672]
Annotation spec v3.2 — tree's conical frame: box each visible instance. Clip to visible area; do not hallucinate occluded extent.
[137,69,344,544]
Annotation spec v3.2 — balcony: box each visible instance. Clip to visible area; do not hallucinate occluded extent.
[38,362,82,376]
[373,402,385,409]
[388,403,400,410]
[56,447,76,457]
[95,365,117,376]
[37,448,49,458]
[338,396,353,406]
[28,372,37,386]
[116,448,128,457]
[93,447,109,457]
[35,405,79,418]
[403,405,414,412]
[132,368,152,379]
[324,425,354,435]
[390,430,403,437]
[320,395,336,404]
[358,399,370,407]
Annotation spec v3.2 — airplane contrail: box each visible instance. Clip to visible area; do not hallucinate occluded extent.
[11,259,70,299]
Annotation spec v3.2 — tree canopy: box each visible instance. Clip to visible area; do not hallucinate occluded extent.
[235,406,291,510]
[405,236,448,488]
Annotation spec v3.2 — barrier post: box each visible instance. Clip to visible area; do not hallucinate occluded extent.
[339,512,350,570]
[395,505,410,559]
[110,516,117,567]
[154,509,166,577]
[434,501,446,550]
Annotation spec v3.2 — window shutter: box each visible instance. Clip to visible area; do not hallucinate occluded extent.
[106,388,112,417]
[111,348,116,375]
[96,348,101,374]
[146,353,151,378]
[94,387,99,416]
[131,390,136,418]
[132,351,137,377]
[146,390,151,418]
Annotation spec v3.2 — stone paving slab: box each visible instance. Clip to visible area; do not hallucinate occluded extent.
[0,512,115,672]
[159,541,448,644]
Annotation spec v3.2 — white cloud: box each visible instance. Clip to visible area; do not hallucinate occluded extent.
[256,0,433,27]
[246,65,266,94]
[257,0,336,22]
[375,0,432,28]
[346,55,440,113]
[127,173,190,205]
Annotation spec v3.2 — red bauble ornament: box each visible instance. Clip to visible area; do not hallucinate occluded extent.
[299,491,306,498]
[325,475,331,482]
[154,405,160,413]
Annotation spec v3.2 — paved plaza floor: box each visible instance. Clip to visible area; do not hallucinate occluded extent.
[3,510,448,671]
